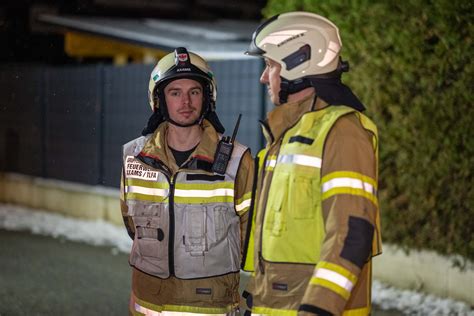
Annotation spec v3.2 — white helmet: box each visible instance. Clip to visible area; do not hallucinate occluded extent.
[246,11,345,80]
[145,47,224,132]
[246,11,363,108]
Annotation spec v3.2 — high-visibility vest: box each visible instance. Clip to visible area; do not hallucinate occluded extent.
[123,135,248,279]
[244,105,380,267]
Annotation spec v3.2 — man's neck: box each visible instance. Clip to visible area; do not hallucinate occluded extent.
[166,123,202,151]
[285,87,316,105]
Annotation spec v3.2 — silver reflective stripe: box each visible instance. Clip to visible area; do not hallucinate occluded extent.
[235,198,251,212]
[277,154,322,168]
[134,302,160,316]
[265,159,276,168]
[174,188,234,198]
[126,186,169,197]
[314,268,354,292]
[322,177,376,195]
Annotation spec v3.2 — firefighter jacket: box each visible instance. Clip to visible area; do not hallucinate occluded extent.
[120,119,254,315]
[242,94,382,316]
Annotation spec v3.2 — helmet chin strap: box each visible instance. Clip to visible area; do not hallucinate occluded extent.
[278,78,312,104]
[278,59,349,104]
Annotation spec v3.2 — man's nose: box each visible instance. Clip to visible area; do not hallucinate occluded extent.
[182,92,191,104]
[260,67,269,84]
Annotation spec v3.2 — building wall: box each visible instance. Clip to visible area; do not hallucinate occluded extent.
[0,60,265,187]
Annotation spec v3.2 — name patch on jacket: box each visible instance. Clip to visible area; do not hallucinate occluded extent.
[125,156,159,181]
[196,288,212,295]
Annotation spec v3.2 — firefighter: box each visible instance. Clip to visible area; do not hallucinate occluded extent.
[120,47,254,315]
[241,12,382,315]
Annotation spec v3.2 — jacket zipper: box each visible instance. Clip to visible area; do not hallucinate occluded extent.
[257,121,274,275]
[168,172,178,276]
[256,114,305,274]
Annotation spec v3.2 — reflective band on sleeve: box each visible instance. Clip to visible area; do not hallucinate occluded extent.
[277,154,322,168]
[310,261,358,300]
[321,171,378,205]
[313,268,354,292]
[322,177,376,196]
[235,199,251,212]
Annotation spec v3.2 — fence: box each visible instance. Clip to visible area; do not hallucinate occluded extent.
[0,60,265,187]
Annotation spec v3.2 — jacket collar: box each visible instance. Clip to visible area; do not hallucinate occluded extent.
[138,119,219,174]
[263,93,328,144]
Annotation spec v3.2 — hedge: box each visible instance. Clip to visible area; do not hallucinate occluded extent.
[262,0,474,264]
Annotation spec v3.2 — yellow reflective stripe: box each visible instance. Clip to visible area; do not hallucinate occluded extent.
[314,268,354,292]
[236,191,252,212]
[322,177,376,196]
[134,302,160,315]
[322,187,378,206]
[310,261,358,300]
[322,171,378,205]
[343,306,370,316]
[311,277,350,300]
[265,155,277,171]
[236,191,252,205]
[133,293,233,314]
[126,193,167,203]
[126,178,169,189]
[235,199,251,212]
[161,304,234,314]
[252,306,297,316]
[175,182,234,190]
[125,178,169,201]
[322,171,377,189]
[277,154,322,168]
[126,186,169,197]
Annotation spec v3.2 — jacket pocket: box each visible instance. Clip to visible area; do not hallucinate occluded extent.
[183,207,208,255]
[132,203,166,260]
[265,172,288,237]
[289,174,317,219]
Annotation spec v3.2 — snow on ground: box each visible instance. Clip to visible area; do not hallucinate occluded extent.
[0,203,473,316]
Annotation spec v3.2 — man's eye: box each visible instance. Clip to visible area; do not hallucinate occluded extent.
[191,90,201,95]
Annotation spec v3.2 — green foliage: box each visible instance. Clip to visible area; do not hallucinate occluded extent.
[263,0,474,262]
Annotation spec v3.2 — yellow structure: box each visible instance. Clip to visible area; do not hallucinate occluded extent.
[64,31,168,65]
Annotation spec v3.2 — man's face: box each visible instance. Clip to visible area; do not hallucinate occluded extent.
[260,58,282,105]
[164,78,203,126]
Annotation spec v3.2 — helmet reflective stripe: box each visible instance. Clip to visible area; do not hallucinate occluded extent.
[276,154,322,168]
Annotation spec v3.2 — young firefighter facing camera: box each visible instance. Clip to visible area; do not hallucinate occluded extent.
[120,47,254,316]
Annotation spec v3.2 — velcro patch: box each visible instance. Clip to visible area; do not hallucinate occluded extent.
[340,216,374,268]
[289,135,314,145]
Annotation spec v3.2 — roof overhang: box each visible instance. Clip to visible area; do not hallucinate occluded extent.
[37,14,258,61]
